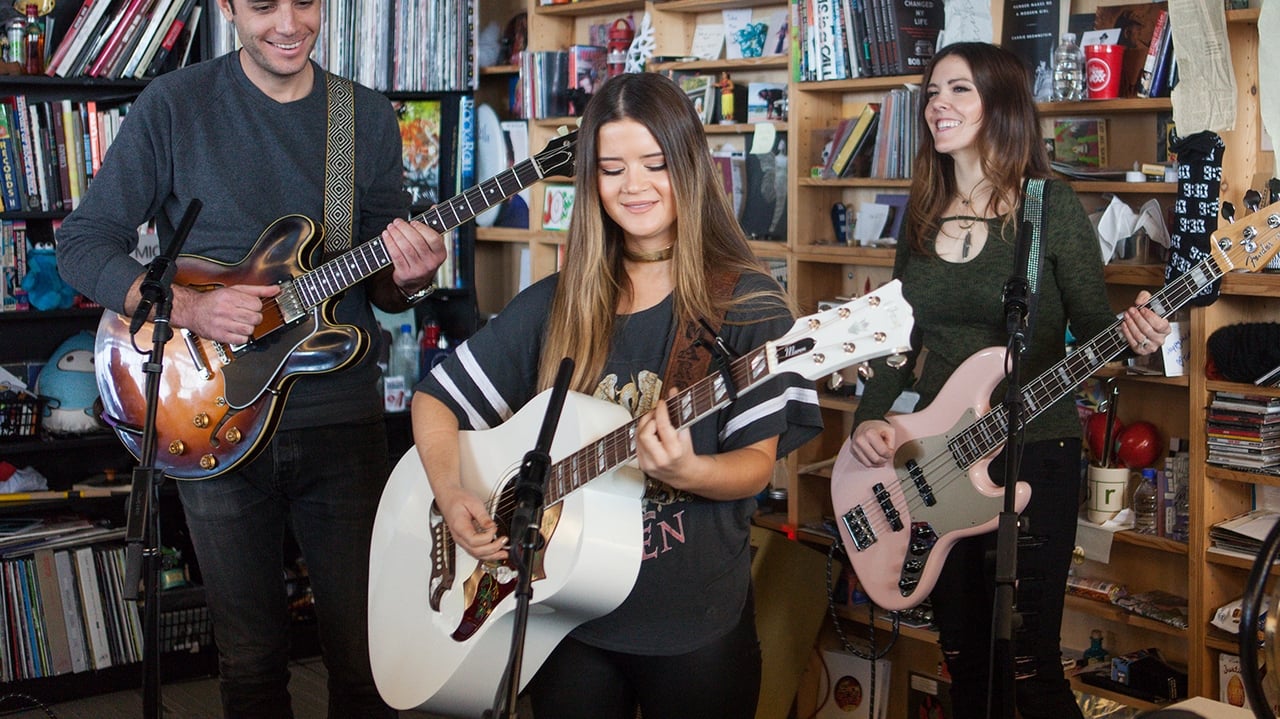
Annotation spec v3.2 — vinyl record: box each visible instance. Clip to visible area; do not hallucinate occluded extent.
[475,103,504,227]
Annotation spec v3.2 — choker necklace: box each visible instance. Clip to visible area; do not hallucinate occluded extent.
[623,245,674,263]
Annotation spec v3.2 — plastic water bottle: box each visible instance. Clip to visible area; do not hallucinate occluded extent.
[1052,33,1085,102]
[386,323,419,411]
[1132,468,1158,535]
[419,319,448,378]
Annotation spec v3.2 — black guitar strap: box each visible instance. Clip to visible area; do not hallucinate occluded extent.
[322,73,356,260]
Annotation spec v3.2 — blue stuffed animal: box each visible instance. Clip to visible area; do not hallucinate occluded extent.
[36,331,103,435]
[21,241,77,311]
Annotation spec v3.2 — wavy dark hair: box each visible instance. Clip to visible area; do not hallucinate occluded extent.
[905,42,1051,255]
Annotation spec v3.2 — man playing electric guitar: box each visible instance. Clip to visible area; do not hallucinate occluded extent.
[55,1,443,716]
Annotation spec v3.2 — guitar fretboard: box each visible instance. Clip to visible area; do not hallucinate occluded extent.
[949,252,1226,469]
[289,134,577,311]
[541,343,775,506]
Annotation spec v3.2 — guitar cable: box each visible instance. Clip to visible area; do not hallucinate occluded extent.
[825,539,899,719]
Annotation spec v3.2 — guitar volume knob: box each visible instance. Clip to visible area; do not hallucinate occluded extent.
[168,440,185,456]
[225,427,242,444]
[199,454,218,470]
[193,413,211,428]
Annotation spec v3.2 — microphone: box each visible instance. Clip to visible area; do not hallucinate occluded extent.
[130,199,202,335]
[510,357,575,562]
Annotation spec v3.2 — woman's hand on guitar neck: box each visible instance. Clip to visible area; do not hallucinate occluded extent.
[169,283,281,345]
[850,420,896,467]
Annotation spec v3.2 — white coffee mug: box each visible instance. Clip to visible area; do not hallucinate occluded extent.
[1087,465,1130,523]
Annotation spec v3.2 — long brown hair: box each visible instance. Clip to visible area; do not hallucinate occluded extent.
[906,42,1051,254]
[537,72,787,392]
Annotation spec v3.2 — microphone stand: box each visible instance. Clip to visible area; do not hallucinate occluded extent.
[122,199,202,719]
[990,220,1032,719]
[487,357,575,719]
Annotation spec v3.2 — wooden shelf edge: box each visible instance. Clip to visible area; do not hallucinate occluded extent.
[1037,97,1172,115]
[655,0,784,11]
[1062,594,1188,637]
[650,56,788,73]
[793,246,896,265]
[797,75,923,93]
[534,0,645,17]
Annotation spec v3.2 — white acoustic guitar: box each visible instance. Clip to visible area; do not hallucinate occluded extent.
[367,281,914,714]
[832,201,1280,611]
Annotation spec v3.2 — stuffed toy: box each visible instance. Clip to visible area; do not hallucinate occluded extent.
[21,241,76,311]
[35,330,103,435]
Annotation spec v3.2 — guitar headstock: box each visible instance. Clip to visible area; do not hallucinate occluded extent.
[1211,200,1280,274]
[535,130,578,179]
[768,279,914,381]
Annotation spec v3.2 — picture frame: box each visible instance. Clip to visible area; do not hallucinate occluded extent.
[541,183,575,231]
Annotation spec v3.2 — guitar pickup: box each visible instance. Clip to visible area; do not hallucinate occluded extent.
[872,482,903,531]
[841,506,876,551]
[905,459,936,506]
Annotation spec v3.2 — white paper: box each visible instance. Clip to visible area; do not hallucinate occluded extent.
[722,9,752,60]
[854,204,891,245]
[749,123,777,155]
[689,23,724,61]
[1168,0,1237,134]
[939,0,993,46]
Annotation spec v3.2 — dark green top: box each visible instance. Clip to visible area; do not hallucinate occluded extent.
[854,179,1116,444]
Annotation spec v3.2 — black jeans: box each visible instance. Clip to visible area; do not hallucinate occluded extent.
[526,594,761,719]
[930,438,1085,719]
[178,419,396,719]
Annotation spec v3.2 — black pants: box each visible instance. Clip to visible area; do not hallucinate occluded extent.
[525,595,761,719]
[930,438,1085,719]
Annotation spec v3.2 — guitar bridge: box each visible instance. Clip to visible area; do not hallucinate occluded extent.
[427,501,455,611]
[841,506,876,550]
[275,280,307,323]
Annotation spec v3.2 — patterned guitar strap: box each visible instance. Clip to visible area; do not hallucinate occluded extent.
[321,72,356,260]
[645,270,741,505]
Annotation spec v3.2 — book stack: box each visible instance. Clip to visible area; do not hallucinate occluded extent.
[1206,391,1280,473]
[817,103,880,180]
[46,0,203,80]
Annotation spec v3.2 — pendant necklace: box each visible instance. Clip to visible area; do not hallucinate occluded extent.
[938,215,982,258]
[940,184,987,259]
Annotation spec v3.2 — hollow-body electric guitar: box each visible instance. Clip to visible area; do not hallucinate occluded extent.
[366,283,914,715]
[94,132,578,480]
[832,201,1280,610]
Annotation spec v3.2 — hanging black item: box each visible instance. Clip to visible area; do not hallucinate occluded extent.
[1166,130,1225,307]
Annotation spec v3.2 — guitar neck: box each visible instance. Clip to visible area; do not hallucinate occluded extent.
[954,255,1225,468]
[542,343,775,506]
[291,137,575,309]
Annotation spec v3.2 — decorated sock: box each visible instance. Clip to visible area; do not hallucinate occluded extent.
[1166,130,1225,307]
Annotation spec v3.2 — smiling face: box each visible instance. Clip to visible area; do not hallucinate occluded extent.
[596,118,677,251]
[219,0,320,94]
[924,54,984,162]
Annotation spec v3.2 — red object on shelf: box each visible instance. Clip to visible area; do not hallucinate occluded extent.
[606,18,633,78]
[1086,411,1124,465]
[1117,421,1162,469]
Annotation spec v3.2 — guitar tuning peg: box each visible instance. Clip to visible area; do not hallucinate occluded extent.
[1221,201,1236,224]
[856,363,873,381]
[556,125,569,136]
[1245,188,1262,214]
[886,354,908,370]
